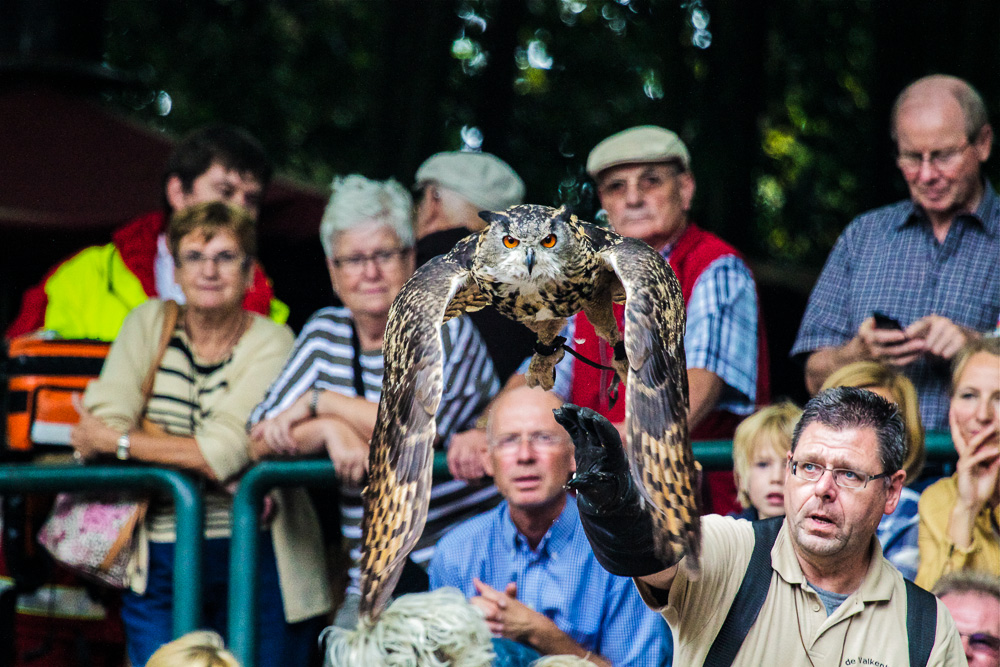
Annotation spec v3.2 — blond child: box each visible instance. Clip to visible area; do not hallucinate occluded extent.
[145,631,240,667]
[731,402,802,520]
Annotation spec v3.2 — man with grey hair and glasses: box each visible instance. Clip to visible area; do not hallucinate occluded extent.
[793,75,998,433]
[554,387,966,665]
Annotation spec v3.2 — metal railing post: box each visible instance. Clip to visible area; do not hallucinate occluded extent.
[228,460,337,667]
[0,464,204,636]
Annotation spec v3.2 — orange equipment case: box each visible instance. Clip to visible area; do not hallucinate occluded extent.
[3,337,109,452]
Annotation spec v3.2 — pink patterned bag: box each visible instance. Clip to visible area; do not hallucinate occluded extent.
[36,302,178,589]
[37,493,147,588]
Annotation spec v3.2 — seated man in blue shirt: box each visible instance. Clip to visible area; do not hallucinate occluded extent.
[428,386,672,667]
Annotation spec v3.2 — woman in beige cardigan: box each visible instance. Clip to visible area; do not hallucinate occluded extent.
[71,202,329,666]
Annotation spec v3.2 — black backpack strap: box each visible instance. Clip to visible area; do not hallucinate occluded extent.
[704,516,784,667]
[905,579,937,667]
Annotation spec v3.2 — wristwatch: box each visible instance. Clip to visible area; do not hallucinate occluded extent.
[116,431,132,461]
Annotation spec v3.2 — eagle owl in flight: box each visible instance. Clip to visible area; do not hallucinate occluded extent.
[359,204,699,620]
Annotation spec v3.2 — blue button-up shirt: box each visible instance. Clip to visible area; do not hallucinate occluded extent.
[792,181,1000,430]
[428,496,672,666]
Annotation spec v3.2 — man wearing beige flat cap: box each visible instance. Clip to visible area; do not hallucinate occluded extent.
[413,151,526,242]
[550,125,771,514]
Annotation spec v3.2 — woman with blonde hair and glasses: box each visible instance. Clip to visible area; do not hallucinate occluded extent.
[821,361,926,579]
[916,336,1000,590]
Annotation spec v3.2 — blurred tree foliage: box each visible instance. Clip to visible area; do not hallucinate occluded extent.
[102,0,999,271]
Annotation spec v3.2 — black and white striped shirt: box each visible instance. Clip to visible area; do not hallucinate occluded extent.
[249,306,501,591]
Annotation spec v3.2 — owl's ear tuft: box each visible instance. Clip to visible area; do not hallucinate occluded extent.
[552,205,574,224]
[479,210,508,226]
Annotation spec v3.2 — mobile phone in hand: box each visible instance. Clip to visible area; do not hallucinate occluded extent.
[872,311,903,330]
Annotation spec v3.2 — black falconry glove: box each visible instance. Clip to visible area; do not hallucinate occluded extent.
[553,404,675,577]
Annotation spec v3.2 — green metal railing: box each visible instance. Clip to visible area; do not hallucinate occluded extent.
[227,454,451,667]
[0,464,204,636]
[924,430,956,464]
[227,460,336,667]
[0,431,949,665]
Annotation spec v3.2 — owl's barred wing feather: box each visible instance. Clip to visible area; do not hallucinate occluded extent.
[603,237,701,574]
[358,251,481,621]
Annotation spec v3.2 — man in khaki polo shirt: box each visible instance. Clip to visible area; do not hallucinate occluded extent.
[554,387,966,666]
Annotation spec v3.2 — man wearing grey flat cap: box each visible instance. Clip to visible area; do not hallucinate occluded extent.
[412,151,530,346]
[551,125,770,514]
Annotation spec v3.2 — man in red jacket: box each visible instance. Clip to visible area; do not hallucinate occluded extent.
[449,126,769,515]
[6,124,286,341]
[566,125,770,514]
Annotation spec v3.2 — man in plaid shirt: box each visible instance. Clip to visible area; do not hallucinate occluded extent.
[793,75,998,431]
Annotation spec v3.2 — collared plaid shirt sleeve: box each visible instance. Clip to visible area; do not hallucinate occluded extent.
[428,499,672,667]
[791,228,859,356]
[684,255,759,413]
[877,486,921,581]
[792,183,1000,429]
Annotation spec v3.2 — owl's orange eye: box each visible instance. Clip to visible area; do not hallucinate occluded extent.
[503,235,520,248]
[540,234,557,248]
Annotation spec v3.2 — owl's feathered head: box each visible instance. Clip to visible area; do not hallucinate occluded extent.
[474,204,583,283]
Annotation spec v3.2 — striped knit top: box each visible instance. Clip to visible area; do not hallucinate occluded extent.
[144,321,245,541]
[249,306,501,591]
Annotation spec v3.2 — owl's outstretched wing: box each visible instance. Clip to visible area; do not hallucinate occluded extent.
[358,236,486,621]
[600,236,701,574]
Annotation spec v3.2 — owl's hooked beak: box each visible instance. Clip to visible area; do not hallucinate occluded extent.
[524,248,536,275]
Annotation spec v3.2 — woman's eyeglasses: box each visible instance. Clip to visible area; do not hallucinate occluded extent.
[178,250,247,272]
[331,248,410,274]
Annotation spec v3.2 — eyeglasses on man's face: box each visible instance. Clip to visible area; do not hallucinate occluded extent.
[960,631,1000,657]
[789,460,890,490]
[331,248,410,274]
[896,140,970,174]
[178,250,247,273]
[491,431,565,453]
[597,163,684,200]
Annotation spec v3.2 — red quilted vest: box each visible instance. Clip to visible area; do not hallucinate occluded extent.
[566,224,771,512]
